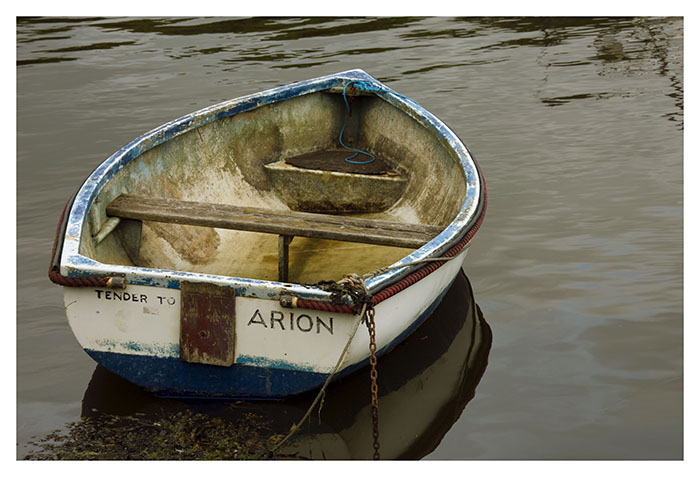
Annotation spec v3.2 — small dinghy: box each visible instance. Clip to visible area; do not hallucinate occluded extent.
[49,69,486,399]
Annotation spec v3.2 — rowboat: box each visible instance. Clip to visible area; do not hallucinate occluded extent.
[49,69,486,399]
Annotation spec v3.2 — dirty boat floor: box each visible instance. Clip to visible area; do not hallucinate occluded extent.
[135,226,414,284]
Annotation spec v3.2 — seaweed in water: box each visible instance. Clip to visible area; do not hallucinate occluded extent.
[23,409,295,460]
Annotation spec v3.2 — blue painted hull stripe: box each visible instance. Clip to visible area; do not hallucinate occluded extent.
[84,277,455,399]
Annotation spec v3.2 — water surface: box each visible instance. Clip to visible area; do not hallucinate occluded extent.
[17,16,683,460]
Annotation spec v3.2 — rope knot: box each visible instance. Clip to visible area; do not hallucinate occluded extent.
[339,273,373,310]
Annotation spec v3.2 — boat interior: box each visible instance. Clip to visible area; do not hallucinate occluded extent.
[80,89,468,284]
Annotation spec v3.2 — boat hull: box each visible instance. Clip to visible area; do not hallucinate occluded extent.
[52,69,486,400]
[64,248,468,399]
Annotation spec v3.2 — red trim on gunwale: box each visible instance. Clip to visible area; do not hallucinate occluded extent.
[48,194,113,288]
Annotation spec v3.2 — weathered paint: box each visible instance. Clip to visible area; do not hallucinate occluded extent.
[64,283,181,359]
[235,295,358,374]
[80,253,462,399]
[64,246,468,397]
[93,216,121,244]
[56,69,485,398]
[58,69,483,297]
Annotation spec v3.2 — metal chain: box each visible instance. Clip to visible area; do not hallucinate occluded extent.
[365,306,380,460]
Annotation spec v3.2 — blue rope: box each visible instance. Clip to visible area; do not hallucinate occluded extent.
[338,80,418,165]
[339,81,377,165]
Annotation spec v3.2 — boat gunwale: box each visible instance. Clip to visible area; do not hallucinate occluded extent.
[59,69,484,300]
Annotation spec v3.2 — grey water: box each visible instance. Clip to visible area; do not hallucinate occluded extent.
[17,17,683,460]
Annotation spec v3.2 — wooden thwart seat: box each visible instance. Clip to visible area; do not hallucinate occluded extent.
[106,195,444,282]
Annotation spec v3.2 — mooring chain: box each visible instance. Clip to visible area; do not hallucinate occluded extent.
[342,273,381,460]
[364,305,381,460]
[264,274,381,460]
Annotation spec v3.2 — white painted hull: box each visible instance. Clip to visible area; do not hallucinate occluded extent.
[64,248,468,398]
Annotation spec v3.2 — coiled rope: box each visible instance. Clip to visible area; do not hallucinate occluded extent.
[338,80,419,165]
[339,81,377,165]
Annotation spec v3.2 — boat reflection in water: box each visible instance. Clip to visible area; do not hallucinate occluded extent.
[81,271,491,460]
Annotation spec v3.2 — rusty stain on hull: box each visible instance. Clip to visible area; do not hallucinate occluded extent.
[180,281,236,366]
